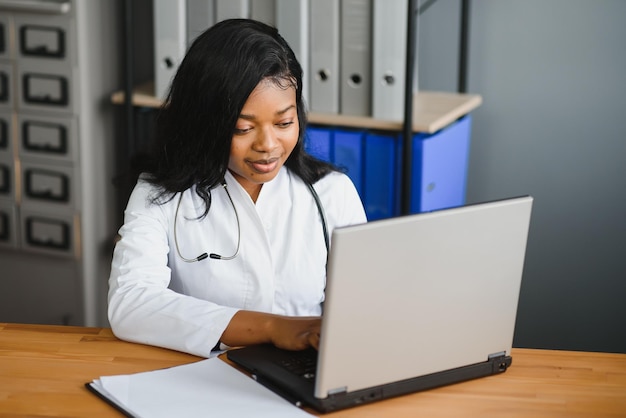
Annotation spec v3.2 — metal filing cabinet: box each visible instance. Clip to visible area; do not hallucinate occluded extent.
[0,1,121,326]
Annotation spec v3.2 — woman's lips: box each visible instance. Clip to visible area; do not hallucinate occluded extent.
[248,158,279,174]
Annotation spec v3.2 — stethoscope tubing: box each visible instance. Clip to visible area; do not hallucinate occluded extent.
[174,180,329,263]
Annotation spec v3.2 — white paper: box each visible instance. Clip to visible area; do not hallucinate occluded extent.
[90,358,313,418]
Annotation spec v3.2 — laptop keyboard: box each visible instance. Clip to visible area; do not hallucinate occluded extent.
[277,349,317,380]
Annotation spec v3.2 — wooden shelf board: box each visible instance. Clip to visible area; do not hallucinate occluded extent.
[111,83,481,134]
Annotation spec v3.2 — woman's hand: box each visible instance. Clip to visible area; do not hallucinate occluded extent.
[219,310,321,351]
[269,315,321,351]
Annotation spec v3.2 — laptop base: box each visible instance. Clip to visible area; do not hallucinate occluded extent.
[227,344,512,413]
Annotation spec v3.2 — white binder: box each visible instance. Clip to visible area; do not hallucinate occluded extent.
[340,0,372,116]
[309,0,340,114]
[186,0,215,44]
[275,0,309,104]
[372,0,407,121]
[154,0,187,100]
[251,0,276,26]
[216,0,250,21]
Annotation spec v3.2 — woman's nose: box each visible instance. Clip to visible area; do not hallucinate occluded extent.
[254,125,278,151]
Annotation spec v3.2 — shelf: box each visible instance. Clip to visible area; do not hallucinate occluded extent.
[111,82,481,134]
[111,82,163,108]
[309,92,481,133]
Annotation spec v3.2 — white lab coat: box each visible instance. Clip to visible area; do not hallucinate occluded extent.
[108,168,367,357]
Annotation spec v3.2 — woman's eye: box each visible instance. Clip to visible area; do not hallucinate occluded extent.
[234,127,252,134]
[277,121,294,128]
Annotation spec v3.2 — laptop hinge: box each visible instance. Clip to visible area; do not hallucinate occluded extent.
[488,351,506,360]
[488,351,511,373]
[327,386,348,397]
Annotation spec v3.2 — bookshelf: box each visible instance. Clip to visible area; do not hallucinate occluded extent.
[111,0,481,220]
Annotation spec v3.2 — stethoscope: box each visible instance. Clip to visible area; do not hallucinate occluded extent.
[174,180,329,263]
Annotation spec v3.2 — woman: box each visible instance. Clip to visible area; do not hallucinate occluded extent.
[108,19,367,357]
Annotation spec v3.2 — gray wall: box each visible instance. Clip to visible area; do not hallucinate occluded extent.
[420,0,626,353]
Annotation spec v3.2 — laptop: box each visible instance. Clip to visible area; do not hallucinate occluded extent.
[227,196,533,413]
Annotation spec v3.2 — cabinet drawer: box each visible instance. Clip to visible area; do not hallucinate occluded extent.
[20,206,76,257]
[21,162,76,208]
[0,199,17,248]
[0,15,9,60]
[0,62,13,109]
[0,111,12,155]
[14,13,72,64]
[19,24,66,59]
[17,60,75,114]
[0,13,14,60]
[24,72,68,105]
[0,155,14,201]
[18,113,76,162]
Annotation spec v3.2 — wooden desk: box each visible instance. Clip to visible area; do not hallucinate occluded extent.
[1,323,625,417]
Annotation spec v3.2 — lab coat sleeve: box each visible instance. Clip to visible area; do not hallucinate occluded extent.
[108,181,239,357]
[318,171,368,231]
[339,173,368,226]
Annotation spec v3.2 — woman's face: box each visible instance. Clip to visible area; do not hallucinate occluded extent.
[228,79,299,201]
